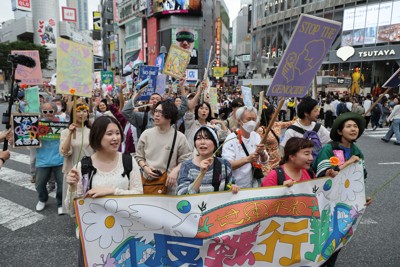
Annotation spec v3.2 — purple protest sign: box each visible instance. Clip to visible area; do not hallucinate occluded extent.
[267,14,341,98]
[382,68,400,88]
[155,74,167,96]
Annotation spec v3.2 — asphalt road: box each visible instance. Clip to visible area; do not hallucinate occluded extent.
[0,102,399,266]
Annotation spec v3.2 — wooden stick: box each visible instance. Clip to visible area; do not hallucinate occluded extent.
[261,97,285,144]
[204,45,213,81]
[73,96,77,139]
[364,88,391,116]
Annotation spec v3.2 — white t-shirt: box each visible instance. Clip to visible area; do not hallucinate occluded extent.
[363,99,372,116]
[331,99,340,116]
[222,131,267,189]
[281,120,331,147]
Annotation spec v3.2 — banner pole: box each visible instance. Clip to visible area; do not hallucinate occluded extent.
[261,97,285,145]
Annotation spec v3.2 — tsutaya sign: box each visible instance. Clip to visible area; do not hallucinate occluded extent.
[358,49,395,58]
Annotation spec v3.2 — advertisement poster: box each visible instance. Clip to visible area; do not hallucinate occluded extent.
[154,0,201,15]
[11,50,43,85]
[137,66,159,101]
[267,14,341,98]
[101,71,114,86]
[37,18,57,46]
[11,114,40,148]
[172,28,199,65]
[163,44,191,79]
[56,37,93,97]
[75,163,366,267]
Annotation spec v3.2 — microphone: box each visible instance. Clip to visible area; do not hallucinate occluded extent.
[7,54,36,68]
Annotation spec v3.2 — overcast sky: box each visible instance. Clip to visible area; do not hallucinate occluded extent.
[0,0,241,27]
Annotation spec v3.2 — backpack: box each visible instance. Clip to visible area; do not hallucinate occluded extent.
[337,103,350,115]
[275,166,315,185]
[80,154,133,194]
[372,104,381,115]
[288,123,323,162]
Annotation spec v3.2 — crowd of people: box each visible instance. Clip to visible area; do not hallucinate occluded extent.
[3,76,399,266]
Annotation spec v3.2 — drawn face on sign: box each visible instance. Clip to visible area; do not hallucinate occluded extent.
[175,29,195,52]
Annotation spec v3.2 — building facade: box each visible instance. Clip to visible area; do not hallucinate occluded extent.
[67,0,89,31]
[251,0,400,93]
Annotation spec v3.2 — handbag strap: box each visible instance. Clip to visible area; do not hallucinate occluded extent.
[234,131,250,156]
[166,129,177,171]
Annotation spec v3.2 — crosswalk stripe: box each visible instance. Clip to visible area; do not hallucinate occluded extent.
[0,167,56,198]
[9,151,31,164]
[0,196,45,231]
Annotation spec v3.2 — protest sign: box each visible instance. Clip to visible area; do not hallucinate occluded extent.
[38,121,69,140]
[137,66,159,101]
[101,71,114,86]
[75,163,366,267]
[267,14,341,98]
[11,50,43,85]
[24,86,40,113]
[241,86,253,107]
[163,44,191,79]
[213,66,228,77]
[11,114,41,148]
[56,37,93,97]
[209,87,218,115]
[155,74,167,96]
[382,68,400,88]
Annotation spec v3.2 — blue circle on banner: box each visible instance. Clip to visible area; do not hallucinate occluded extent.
[177,200,191,214]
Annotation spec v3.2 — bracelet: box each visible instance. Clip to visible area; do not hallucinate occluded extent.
[0,158,5,164]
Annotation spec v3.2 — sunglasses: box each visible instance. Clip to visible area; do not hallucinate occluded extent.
[42,110,54,114]
[176,32,195,43]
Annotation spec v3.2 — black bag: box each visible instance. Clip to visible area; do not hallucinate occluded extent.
[275,166,315,185]
[236,136,265,180]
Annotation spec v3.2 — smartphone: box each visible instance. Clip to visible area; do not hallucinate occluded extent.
[136,78,150,90]
[153,169,163,177]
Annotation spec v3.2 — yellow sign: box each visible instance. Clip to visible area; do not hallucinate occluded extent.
[213,66,228,77]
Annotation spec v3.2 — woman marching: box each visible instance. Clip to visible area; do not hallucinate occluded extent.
[176,126,239,195]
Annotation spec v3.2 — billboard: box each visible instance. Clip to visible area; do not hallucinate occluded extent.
[171,28,199,65]
[11,0,31,12]
[154,0,201,15]
[93,11,101,31]
[61,7,77,22]
[341,1,400,46]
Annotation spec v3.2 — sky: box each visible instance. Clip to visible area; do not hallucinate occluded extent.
[0,0,240,27]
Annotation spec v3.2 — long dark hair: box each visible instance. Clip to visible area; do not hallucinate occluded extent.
[279,137,314,165]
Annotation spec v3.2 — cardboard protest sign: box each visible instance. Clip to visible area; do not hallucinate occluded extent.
[267,14,341,98]
[137,66,159,101]
[38,121,69,140]
[163,44,191,79]
[11,114,41,148]
[24,86,40,113]
[75,163,366,267]
[155,74,167,96]
[241,86,253,107]
[11,50,43,85]
[213,66,228,77]
[209,87,218,115]
[56,37,93,97]
[382,68,400,88]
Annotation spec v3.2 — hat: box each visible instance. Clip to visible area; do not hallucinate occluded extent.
[330,112,366,142]
[193,126,219,151]
[231,98,244,108]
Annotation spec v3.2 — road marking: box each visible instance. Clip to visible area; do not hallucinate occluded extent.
[9,152,31,164]
[0,167,55,198]
[378,162,400,165]
[360,218,378,225]
[0,196,45,231]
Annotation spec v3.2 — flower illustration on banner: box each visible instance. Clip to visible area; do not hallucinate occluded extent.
[82,199,132,249]
[339,164,364,202]
[69,88,76,95]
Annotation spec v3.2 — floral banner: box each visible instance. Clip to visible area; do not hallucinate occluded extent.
[75,163,366,267]
[56,37,93,97]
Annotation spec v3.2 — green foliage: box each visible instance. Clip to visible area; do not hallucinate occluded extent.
[0,41,51,77]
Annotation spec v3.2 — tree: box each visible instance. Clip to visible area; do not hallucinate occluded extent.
[0,41,51,80]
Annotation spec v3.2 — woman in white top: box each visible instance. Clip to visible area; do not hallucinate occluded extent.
[65,116,142,210]
[382,97,400,145]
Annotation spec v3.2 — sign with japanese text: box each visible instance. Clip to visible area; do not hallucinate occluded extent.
[241,86,253,107]
[137,66,159,101]
[101,71,114,86]
[75,163,366,266]
[62,7,77,22]
[155,74,167,96]
[209,87,218,115]
[38,121,69,140]
[12,114,40,148]
[266,14,341,98]
[11,50,43,85]
[56,37,93,97]
[163,44,191,79]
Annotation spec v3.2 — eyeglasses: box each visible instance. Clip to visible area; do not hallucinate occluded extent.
[154,109,163,115]
[42,110,54,114]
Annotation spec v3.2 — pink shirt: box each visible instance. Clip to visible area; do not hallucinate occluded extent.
[261,165,313,187]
